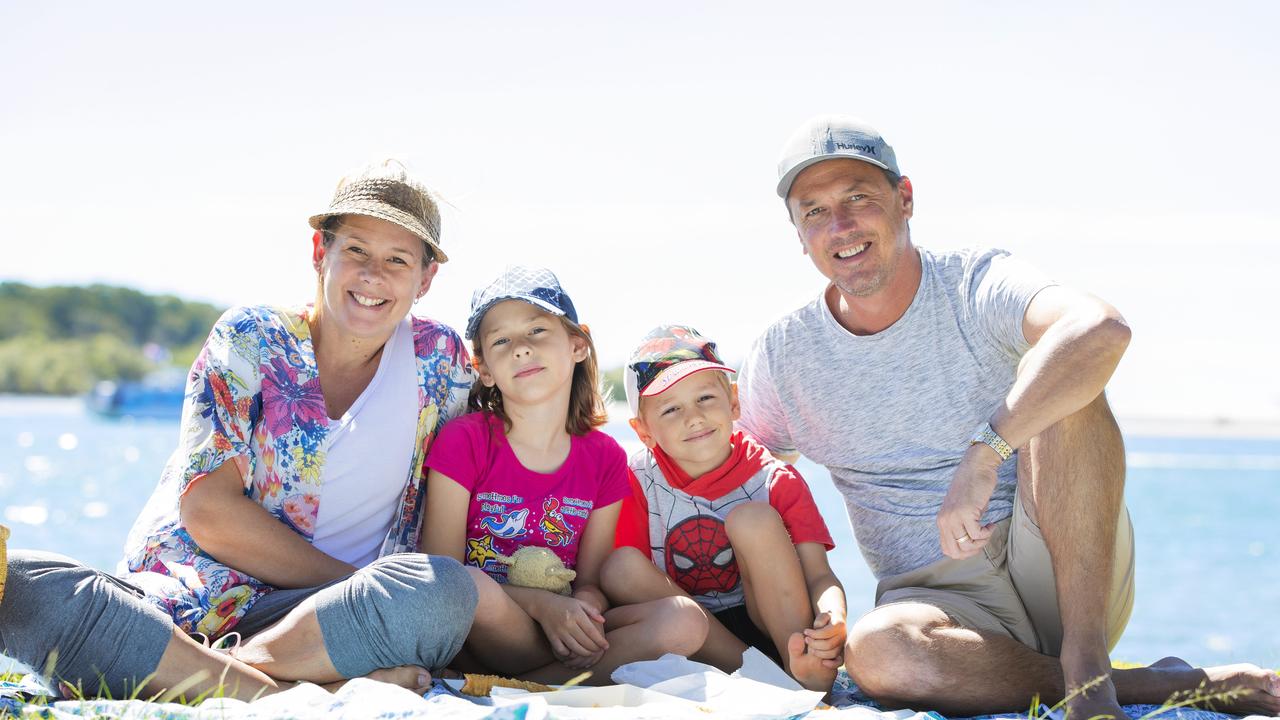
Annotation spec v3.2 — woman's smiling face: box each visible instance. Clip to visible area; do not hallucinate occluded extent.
[314,214,436,340]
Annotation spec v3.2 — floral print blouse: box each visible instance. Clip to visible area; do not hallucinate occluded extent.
[120,305,473,638]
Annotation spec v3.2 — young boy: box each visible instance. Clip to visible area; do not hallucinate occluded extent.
[602,325,846,692]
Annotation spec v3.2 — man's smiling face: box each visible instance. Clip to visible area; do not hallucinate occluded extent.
[787,158,914,299]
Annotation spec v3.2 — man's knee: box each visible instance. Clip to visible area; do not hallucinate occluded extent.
[844,604,951,704]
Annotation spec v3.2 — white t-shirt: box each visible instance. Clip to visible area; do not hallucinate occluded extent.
[312,317,419,567]
[736,247,1053,579]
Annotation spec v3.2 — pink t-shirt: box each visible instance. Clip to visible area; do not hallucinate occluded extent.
[426,412,629,582]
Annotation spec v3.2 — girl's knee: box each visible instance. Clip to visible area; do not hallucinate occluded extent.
[600,547,649,594]
[649,597,708,656]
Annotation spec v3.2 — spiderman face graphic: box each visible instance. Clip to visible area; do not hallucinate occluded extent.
[665,515,738,595]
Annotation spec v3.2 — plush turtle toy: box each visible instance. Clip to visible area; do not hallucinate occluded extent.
[0,523,9,604]
[497,546,577,595]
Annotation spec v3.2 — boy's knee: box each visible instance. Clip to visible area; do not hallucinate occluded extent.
[725,502,783,538]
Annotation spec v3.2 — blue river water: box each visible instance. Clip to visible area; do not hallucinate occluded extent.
[1,395,1277,670]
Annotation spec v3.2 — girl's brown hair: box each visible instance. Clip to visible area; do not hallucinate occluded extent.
[468,315,608,436]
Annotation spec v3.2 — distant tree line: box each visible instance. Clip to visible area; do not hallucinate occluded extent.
[0,283,224,395]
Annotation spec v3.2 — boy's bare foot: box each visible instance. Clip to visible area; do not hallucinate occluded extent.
[1150,657,1280,717]
[786,632,837,693]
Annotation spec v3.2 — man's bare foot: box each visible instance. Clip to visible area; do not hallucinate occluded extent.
[1063,656,1127,720]
[360,665,433,695]
[786,632,837,693]
[1150,657,1280,717]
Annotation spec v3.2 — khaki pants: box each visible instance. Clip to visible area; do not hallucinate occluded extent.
[875,491,1135,655]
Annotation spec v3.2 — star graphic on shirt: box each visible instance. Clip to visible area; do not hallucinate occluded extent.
[467,533,501,569]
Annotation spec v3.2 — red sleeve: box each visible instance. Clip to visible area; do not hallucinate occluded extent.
[769,464,835,550]
[612,468,651,552]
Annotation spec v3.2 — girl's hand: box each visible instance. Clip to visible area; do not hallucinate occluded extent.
[804,610,847,668]
[536,593,609,666]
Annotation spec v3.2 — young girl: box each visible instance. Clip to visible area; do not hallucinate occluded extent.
[422,266,706,684]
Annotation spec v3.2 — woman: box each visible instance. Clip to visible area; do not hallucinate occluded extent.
[0,161,486,699]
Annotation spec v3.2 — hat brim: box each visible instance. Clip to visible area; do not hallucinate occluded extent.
[640,362,736,402]
[308,208,449,264]
[465,295,569,341]
[776,153,891,200]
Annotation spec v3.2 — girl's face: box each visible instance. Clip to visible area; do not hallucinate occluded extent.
[312,214,436,341]
[474,300,587,408]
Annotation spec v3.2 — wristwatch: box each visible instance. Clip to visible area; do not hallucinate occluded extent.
[970,422,1014,461]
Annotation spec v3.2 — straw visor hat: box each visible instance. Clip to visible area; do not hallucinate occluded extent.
[308,159,448,263]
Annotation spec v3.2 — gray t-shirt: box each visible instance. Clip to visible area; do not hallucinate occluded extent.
[737,247,1053,579]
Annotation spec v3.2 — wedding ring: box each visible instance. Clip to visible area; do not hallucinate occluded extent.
[956,535,970,543]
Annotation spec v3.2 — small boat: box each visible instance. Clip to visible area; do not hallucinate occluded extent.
[88,371,186,420]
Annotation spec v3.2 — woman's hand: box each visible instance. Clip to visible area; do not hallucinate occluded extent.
[181,462,355,587]
[533,593,609,668]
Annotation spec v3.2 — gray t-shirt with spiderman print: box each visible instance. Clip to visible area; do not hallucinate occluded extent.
[736,247,1053,579]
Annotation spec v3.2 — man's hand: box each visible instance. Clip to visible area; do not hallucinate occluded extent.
[937,443,1003,559]
[804,610,847,669]
[534,593,609,668]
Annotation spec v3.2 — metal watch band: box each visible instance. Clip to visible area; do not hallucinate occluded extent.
[970,422,1014,461]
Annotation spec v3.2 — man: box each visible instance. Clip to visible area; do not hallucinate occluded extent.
[736,115,1280,719]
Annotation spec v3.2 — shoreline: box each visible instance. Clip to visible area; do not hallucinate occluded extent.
[5,395,1280,440]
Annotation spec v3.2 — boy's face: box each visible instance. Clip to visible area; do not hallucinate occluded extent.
[631,370,739,479]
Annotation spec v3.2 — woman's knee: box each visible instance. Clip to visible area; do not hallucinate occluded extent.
[321,553,478,674]
[362,553,478,630]
[0,551,172,695]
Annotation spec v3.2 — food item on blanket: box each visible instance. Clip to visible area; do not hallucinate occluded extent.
[460,673,555,696]
[0,523,9,604]
[497,546,577,595]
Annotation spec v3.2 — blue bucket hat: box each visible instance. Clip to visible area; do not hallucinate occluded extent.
[465,265,578,340]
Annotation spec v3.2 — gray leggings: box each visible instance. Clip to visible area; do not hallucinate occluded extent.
[0,550,477,697]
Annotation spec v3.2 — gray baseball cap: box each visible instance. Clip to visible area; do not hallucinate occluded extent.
[776,115,900,200]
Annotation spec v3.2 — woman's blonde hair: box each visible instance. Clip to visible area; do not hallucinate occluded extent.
[468,315,608,436]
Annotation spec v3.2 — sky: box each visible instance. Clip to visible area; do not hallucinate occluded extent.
[3,1,1278,423]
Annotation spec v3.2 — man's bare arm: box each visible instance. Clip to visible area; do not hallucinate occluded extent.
[937,285,1130,558]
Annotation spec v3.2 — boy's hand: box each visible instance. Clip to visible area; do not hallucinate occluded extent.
[804,610,847,668]
[535,593,609,667]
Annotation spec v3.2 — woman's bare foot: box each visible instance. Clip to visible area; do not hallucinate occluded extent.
[786,632,837,693]
[1150,657,1280,717]
[351,666,433,695]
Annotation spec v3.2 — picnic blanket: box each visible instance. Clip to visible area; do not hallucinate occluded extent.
[2,657,1271,720]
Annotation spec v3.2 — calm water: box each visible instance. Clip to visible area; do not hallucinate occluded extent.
[1,395,1277,670]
